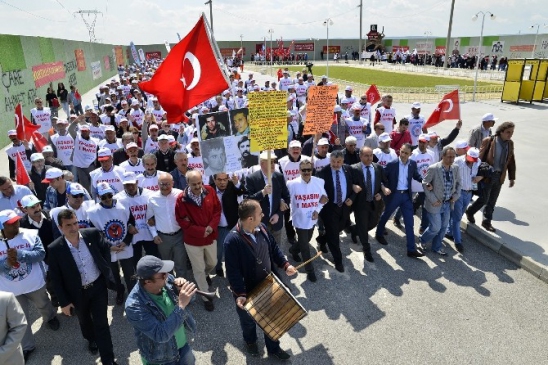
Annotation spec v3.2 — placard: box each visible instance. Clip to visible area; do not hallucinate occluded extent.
[32,61,65,88]
[303,85,338,135]
[75,49,86,71]
[91,61,102,80]
[248,91,288,152]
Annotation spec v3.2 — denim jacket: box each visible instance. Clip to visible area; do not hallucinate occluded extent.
[125,275,197,364]
[43,181,92,211]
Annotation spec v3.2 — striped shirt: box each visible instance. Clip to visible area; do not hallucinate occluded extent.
[453,156,480,191]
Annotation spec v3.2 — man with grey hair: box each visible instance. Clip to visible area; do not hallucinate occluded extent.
[171,151,192,190]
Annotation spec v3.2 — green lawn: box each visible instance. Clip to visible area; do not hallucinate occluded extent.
[286,65,497,88]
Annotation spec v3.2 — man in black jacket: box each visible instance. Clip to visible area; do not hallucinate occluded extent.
[28,153,51,202]
[209,173,244,277]
[48,209,118,365]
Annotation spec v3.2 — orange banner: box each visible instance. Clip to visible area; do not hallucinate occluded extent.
[322,45,340,54]
[115,46,125,66]
[509,45,535,52]
[303,85,339,135]
[32,61,65,88]
[74,49,86,71]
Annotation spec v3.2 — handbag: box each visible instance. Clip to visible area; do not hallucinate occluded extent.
[51,98,60,108]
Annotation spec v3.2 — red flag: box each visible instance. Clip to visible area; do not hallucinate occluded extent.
[15,153,30,186]
[365,85,381,105]
[139,15,228,123]
[14,104,40,141]
[31,131,48,152]
[424,90,460,128]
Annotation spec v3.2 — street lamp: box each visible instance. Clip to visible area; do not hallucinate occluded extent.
[424,31,432,56]
[472,11,495,102]
[309,38,318,63]
[204,0,213,34]
[323,18,333,78]
[239,34,243,61]
[530,24,547,58]
[268,29,274,76]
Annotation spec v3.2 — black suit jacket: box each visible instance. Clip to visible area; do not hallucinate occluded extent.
[47,228,115,308]
[245,170,290,231]
[316,165,357,205]
[209,178,245,229]
[155,149,176,172]
[383,158,422,204]
[350,162,386,209]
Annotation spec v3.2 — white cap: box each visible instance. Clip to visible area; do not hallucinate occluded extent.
[466,147,480,162]
[42,168,63,183]
[126,142,139,150]
[317,138,329,146]
[7,130,17,137]
[30,153,45,162]
[20,195,41,208]
[131,99,139,106]
[67,183,87,195]
[428,131,439,139]
[79,124,90,131]
[42,145,54,153]
[351,103,362,111]
[418,134,430,142]
[104,125,115,132]
[122,171,138,184]
[334,105,342,112]
[56,119,69,124]
[158,134,170,141]
[412,102,421,109]
[481,113,498,122]
[345,86,352,91]
[455,140,469,149]
[378,132,392,143]
[190,137,200,143]
[97,147,112,161]
[149,124,159,130]
[0,210,21,226]
[289,140,302,148]
[96,182,115,196]
[259,150,277,160]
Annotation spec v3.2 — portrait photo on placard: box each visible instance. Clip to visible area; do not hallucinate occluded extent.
[230,108,250,136]
[201,137,228,176]
[236,135,259,168]
[197,111,231,141]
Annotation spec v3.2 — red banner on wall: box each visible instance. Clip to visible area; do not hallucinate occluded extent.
[74,49,86,71]
[295,43,314,51]
[219,48,246,57]
[145,51,162,60]
[32,61,65,88]
[322,45,340,54]
[115,46,125,66]
[509,45,534,52]
[435,46,446,54]
[393,46,410,52]
[103,55,111,71]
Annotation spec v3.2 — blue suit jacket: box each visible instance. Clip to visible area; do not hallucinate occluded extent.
[383,158,422,204]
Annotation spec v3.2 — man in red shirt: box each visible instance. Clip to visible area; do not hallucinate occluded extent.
[175,170,221,311]
[389,118,412,155]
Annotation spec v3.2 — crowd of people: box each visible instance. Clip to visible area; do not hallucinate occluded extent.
[0,61,516,364]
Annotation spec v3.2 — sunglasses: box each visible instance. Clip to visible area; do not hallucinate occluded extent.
[301,169,312,173]
[71,194,85,199]
[100,194,113,200]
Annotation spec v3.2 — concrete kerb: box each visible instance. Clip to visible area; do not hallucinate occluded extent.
[463,221,548,283]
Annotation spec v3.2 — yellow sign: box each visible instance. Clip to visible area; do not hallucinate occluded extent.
[248,91,288,152]
[303,85,338,135]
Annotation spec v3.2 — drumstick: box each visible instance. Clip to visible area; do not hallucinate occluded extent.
[293,251,323,271]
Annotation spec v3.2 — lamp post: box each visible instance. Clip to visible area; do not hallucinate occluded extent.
[472,11,495,102]
[323,18,333,78]
[530,24,543,58]
[268,29,274,76]
[424,31,432,56]
[204,0,213,34]
[239,34,243,61]
[359,0,363,64]
[309,38,318,63]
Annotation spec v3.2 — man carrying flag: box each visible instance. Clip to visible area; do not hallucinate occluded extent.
[139,15,229,123]
[6,130,33,181]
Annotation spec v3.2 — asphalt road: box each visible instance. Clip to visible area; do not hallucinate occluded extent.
[25,221,548,365]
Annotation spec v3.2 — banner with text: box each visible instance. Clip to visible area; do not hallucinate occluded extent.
[322,45,340,54]
[145,51,162,60]
[295,42,314,51]
[114,46,125,66]
[103,55,111,71]
[32,61,65,88]
[303,85,338,135]
[248,91,288,152]
[219,48,246,57]
[75,49,86,71]
[91,61,102,80]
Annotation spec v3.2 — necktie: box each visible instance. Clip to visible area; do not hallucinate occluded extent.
[335,170,343,206]
[365,166,373,202]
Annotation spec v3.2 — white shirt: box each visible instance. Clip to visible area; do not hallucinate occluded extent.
[216,188,228,227]
[373,148,398,168]
[454,155,480,191]
[407,114,426,146]
[287,176,326,229]
[411,149,435,192]
[50,133,74,166]
[120,158,145,175]
[114,188,154,243]
[65,234,101,286]
[146,188,182,236]
[30,107,52,134]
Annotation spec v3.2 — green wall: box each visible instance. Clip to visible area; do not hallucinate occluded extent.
[0,34,127,146]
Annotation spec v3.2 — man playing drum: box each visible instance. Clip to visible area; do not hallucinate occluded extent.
[224,199,297,360]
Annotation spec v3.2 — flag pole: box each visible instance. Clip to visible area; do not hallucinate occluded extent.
[267,150,272,188]
[202,12,231,88]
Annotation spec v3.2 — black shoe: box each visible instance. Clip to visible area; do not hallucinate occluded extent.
[206,275,212,287]
[393,218,403,229]
[317,244,328,254]
[466,210,475,224]
[47,316,60,331]
[316,235,327,251]
[88,341,99,355]
[455,244,464,253]
[204,300,214,311]
[419,228,425,235]
[375,235,388,245]
[269,349,291,360]
[289,246,302,262]
[350,227,358,244]
[364,254,374,263]
[215,268,224,277]
[482,221,496,232]
[307,272,317,282]
[246,342,259,356]
[445,233,454,241]
[335,263,345,272]
[407,250,425,258]
[23,348,35,361]
[116,290,125,305]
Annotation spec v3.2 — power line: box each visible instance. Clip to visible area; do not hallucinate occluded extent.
[54,0,73,17]
[0,0,67,22]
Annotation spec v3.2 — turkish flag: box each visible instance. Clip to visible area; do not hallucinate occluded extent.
[365,84,381,105]
[424,90,460,128]
[139,15,228,123]
[15,153,30,186]
[31,131,48,152]
[14,104,40,141]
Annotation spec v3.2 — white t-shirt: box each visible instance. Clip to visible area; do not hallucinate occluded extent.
[373,148,398,168]
[376,106,397,134]
[411,149,435,192]
[30,107,52,134]
[287,176,326,229]
[345,117,368,148]
[72,135,98,168]
[278,155,311,182]
[50,133,74,166]
[114,188,154,244]
[99,138,123,154]
[119,158,145,175]
[130,109,145,128]
[51,201,95,232]
[90,165,125,198]
[137,172,160,192]
[6,144,31,171]
[407,114,426,146]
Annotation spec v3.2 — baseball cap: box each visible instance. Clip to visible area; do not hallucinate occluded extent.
[481,113,498,122]
[378,132,392,143]
[0,210,21,227]
[135,255,174,280]
[289,140,302,148]
[84,105,93,111]
[131,100,139,106]
[122,171,138,184]
[30,153,45,162]
[96,182,115,196]
[351,103,362,111]
[317,138,329,146]
[149,124,159,131]
[57,119,69,124]
[259,150,277,161]
[412,102,421,109]
[42,145,54,153]
[158,134,169,141]
[20,195,41,208]
[466,147,480,162]
[104,125,115,132]
[321,75,327,79]
[7,130,17,137]
[190,137,200,144]
[334,105,342,113]
[455,140,469,150]
[345,86,352,91]
[126,142,138,150]
[79,124,90,131]
[428,131,439,139]
[67,183,87,196]
[418,134,430,142]
[120,117,128,123]
[42,168,63,183]
[121,100,128,105]
[97,147,112,161]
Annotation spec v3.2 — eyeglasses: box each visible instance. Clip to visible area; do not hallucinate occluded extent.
[301,169,312,173]
[360,98,367,100]
[71,194,85,199]
[100,194,113,200]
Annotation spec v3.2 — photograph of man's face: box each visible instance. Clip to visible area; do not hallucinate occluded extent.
[230,108,249,136]
[238,137,250,157]
[205,147,226,173]
[206,115,218,132]
[198,112,230,140]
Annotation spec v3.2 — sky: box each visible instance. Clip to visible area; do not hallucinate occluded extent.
[0,0,546,45]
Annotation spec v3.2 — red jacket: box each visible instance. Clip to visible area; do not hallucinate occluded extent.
[175,185,221,246]
[389,130,412,155]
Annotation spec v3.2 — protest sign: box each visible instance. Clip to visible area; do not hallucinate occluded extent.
[302,85,338,135]
[197,111,231,140]
[248,91,287,152]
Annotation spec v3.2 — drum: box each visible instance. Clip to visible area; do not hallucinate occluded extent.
[244,273,307,341]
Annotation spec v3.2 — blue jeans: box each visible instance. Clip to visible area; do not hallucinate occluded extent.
[160,343,195,365]
[376,191,416,252]
[451,191,473,244]
[421,202,451,252]
[216,227,230,271]
[236,304,281,354]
